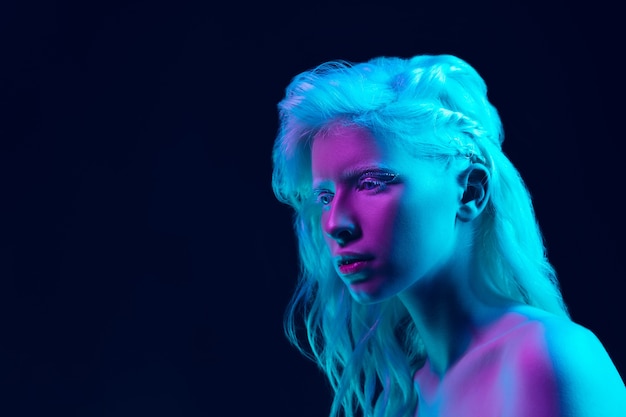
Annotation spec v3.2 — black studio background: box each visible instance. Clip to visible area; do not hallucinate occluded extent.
[1,0,623,415]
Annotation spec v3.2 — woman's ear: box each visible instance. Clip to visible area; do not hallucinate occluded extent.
[457,164,490,222]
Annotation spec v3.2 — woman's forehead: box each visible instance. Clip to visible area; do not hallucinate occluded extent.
[311,124,427,179]
[311,125,384,175]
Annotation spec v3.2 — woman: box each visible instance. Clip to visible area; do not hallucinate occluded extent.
[271,54,625,416]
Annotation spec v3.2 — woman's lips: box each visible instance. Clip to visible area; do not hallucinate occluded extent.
[336,254,374,276]
[338,260,370,275]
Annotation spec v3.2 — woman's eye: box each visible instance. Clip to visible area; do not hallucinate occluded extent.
[314,191,334,205]
[357,172,399,192]
[359,179,384,190]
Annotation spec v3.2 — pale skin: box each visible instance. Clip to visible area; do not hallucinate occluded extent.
[311,123,626,416]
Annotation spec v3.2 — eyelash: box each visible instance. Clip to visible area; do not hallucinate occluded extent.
[357,172,398,191]
[313,171,399,206]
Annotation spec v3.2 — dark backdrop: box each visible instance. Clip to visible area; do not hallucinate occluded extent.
[2,0,623,415]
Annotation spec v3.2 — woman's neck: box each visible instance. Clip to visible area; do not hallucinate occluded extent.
[398,237,512,377]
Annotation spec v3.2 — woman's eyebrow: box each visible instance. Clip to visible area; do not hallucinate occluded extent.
[340,165,394,182]
[312,165,393,189]
[311,177,331,189]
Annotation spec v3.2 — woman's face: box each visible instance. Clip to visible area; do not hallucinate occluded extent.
[311,123,465,304]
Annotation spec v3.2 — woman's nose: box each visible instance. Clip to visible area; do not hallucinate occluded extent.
[323,199,361,245]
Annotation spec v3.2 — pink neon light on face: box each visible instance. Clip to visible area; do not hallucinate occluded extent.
[311,124,463,304]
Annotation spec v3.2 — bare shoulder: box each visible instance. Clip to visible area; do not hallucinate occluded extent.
[506,305,626,416]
